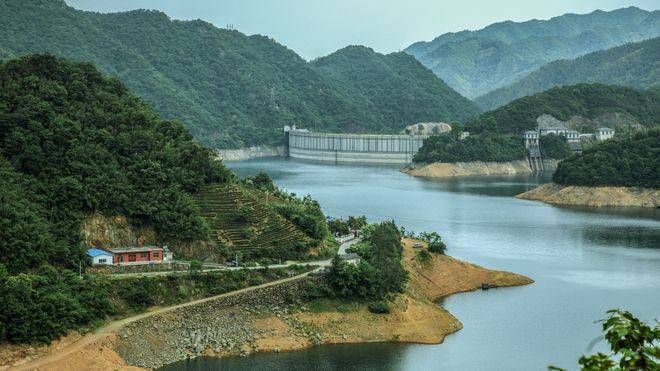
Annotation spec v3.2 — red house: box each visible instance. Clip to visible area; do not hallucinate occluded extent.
[109,246,164,265]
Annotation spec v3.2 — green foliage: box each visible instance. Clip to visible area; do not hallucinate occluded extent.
[244,172,276,192]
[414,133,526,163]
[405,7,659,98]
[419,232,448,254]
[188,260,203,271]
[328,218,350,236]
[0,264,309,344]
[553,129,659,188]
[467,84,660,135]
[0,54,231,273]
[476,37,660,110]
[0,1,478,148]
[540,134,572,159]
[328,221,407,300]
[347,215,368,231]
[416,250,431,263]
[555,309,659,371]
[271,195,329,241]
[367,301,391,314]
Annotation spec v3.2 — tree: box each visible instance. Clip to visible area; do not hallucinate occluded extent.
[347,215,367,231]
[552,309,659,370]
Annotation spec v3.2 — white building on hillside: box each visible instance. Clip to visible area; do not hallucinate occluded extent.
[595,127,615,141]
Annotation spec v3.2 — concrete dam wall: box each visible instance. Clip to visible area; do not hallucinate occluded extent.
[286,131,428,164]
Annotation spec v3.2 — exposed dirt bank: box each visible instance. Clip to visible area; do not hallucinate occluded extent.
[402,159,557,178]
[516,183,660,208]
[216,146,285,161]
[4,240,532,370]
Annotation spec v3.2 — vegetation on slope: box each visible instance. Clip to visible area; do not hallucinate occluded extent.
[0,55,330,344]
[475,37,660,110]
[413,133,527,163]
[0,0,478,148]
[319,221,408,302]
[312,46,480,130]
[466,84,660,135]
[0,54,231,273]
[405,7,660,98]
[553,129,659,188]
[0,263,309,343]
[539,134,572,160]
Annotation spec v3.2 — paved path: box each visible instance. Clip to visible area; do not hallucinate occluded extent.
[14,238,361,370]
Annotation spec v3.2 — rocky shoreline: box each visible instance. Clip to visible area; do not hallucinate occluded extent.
[516,183,660,208]
[216,146,285,161]
[402,159,557,178]
[6,240,533,370]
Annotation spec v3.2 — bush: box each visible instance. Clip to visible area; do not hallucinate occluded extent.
[416,250,431,263]
[414,133,526,163]
[540,133,572,159]
[553,129,659,188]
[368,301,391,314]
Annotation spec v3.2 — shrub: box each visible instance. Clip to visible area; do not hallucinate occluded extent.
[368,301,391,314]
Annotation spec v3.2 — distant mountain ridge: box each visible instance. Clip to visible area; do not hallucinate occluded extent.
[474,37,660,110]
[466,84,660,135]
[405,7,660,98]
[0,0,478,149]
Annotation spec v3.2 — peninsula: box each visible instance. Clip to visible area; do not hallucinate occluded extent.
[3,238,532,370]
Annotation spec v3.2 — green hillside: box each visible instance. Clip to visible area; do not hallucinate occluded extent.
[475,37,660,110]
[0,54,328,274]
[194,184,319,260]
[0,54,232,274]
[553,129,659,188]
[466,84,660,135]
[312,46,479,131]
[0,0,478,148]
[405,7,660,98]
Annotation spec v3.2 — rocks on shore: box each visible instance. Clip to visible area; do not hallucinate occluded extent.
[115,278,316,369]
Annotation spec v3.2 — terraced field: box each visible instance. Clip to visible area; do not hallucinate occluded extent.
[194,184,310,256]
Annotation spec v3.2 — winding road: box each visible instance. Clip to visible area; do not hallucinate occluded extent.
[13,238,360,370]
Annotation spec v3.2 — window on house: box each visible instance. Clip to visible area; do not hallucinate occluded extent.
[129,254,136,262]
[141,252,148,259]
[99,258,106,263]
[153,252,159,258]
[119,255,124,262]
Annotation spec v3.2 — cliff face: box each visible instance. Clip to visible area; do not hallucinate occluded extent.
[81,212,216,260]
[403,159,558,178]
[516,183,660,208]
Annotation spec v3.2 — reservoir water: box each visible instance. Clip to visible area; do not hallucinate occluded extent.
[164,158,660,370]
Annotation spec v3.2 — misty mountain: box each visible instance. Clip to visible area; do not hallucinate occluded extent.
[474,37,660,110]
[0,0,478,148]
[405,7,660,99]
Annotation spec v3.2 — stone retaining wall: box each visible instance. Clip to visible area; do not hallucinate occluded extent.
[115,277,318,369]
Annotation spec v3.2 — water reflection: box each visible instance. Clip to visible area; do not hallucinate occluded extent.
[160,343,410,371]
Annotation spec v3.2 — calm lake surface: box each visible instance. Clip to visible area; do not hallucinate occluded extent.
[164,158,660,371]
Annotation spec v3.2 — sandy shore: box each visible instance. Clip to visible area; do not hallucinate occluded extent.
[402,160,558,178]
[516,183,659,208]
[2,239,532,370]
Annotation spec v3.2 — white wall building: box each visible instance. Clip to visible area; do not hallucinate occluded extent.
[595,127,615,141]
[87,248,113,265]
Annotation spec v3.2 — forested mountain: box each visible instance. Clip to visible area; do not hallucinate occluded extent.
[475,37,660,110]
[0,54,231,274]
[553,129,659,188]
[0,0,477,148]
[466,84,660,135]
[405,7,660,98]
[311,46,478,131]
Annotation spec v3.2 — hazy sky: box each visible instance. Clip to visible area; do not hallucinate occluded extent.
[67,0,658,60]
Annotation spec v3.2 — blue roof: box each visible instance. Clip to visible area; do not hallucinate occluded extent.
[87,248,111,257]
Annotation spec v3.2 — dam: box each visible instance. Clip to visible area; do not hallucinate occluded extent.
[285,128,428,164]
